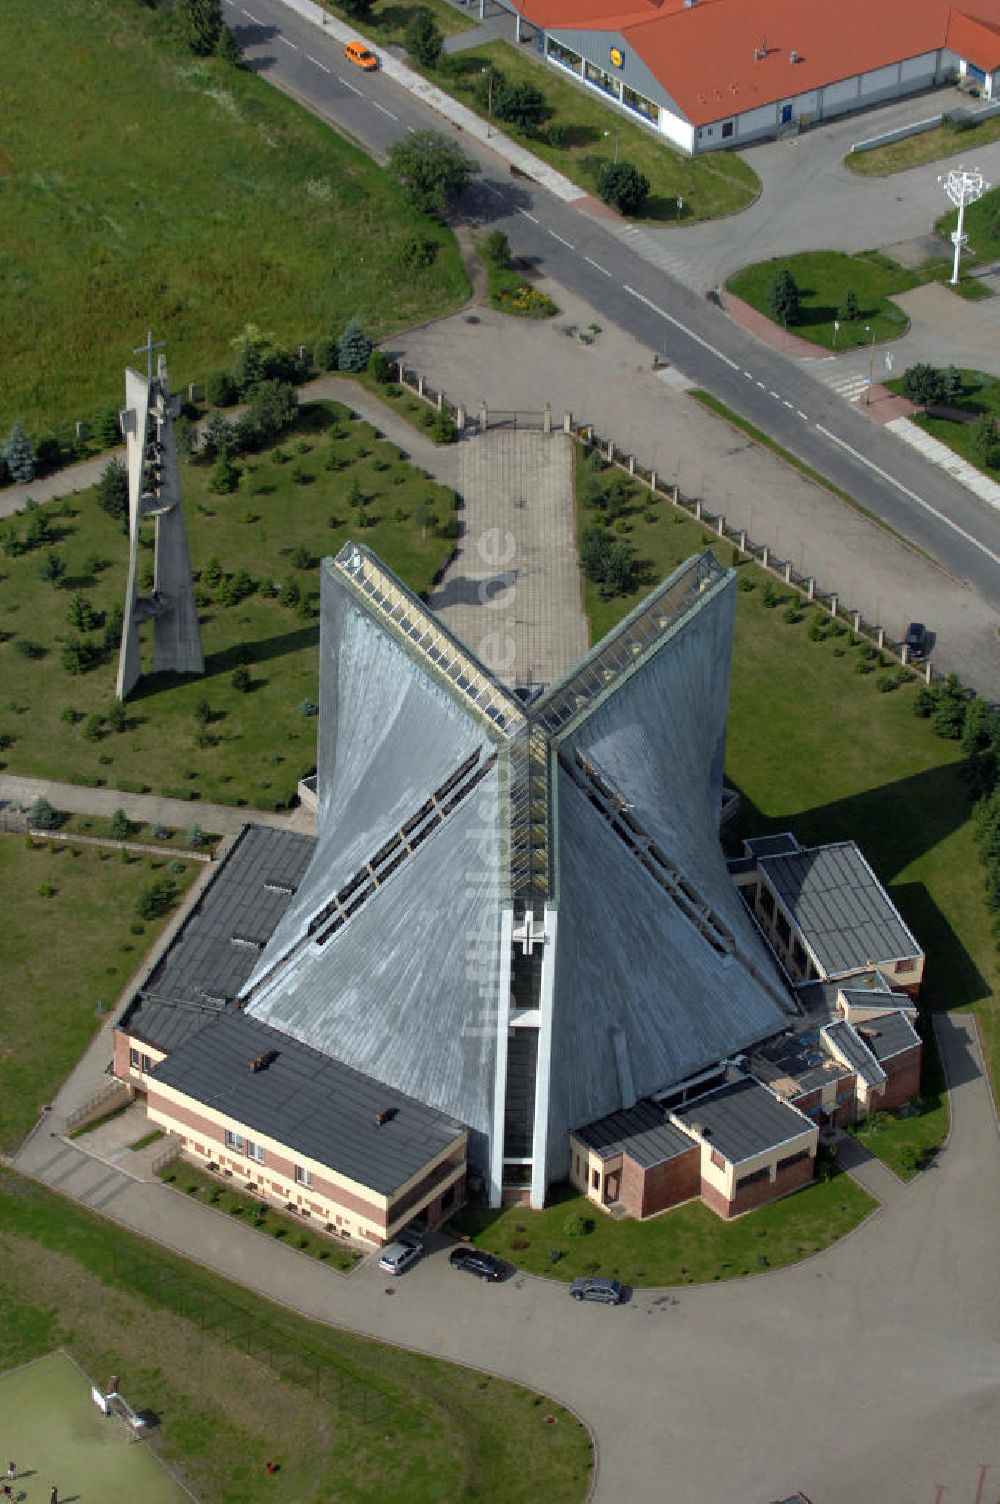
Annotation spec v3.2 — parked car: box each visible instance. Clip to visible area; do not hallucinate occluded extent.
[344,40,378,70]
[904,622,929,659]
[448,1247,508,1281]
[569,1277,623,1305]
[378,1236,423,1275]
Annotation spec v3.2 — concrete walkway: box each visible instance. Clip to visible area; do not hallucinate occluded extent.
[831,1129,906,1207]
[12,1007,999,1503]
[0,773,316,837]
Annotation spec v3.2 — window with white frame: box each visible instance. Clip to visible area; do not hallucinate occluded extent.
[224,1129,245,1153]
[247,1140,265,1163]
[295,1165,313,1188]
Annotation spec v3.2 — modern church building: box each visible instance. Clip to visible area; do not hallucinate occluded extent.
[115,545,922,1241]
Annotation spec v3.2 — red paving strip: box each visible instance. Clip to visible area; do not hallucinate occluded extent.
[575,193,623,222]
[863,385,918,424]
[723,292,828,358]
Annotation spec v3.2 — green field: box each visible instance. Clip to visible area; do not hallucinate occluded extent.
[727,251,917,350]
[0,0,468,435]
[0,1352,190,1504]
[0,835,199,1154]
[0,400,457,809]
[886,367,1000,478]
[450,1170,872,1286]
[429,42,759,223]
[845,116,1000,176]
[577,451,994,1125]
[319,0,475,42]
[0,1173,592,1504]
[935,184,1000,265]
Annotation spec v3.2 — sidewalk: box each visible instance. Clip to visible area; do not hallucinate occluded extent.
[0,773,316,837]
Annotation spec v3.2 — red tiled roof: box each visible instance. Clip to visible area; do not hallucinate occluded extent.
[948,9,1000,71]
[514,0,1000,127]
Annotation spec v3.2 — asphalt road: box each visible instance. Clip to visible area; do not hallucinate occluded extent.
[227,0,1000,612]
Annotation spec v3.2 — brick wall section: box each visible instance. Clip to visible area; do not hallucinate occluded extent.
[147,1089,389,1231]
[620,1146,701,1218]
[791,1078,857,1130]
[700,1152,816,1220]
[878,1044,922,1112]
[112,1028,131,1082]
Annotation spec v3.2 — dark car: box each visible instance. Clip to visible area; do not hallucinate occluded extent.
[569,1276,623,1305]
[904,622,929,659]
[448,1247,508,1281]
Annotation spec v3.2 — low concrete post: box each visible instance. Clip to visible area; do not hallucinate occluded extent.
[628,456,635,475]
[738,530,746,552]
[298,344,308,364]
[417,375,425,398]
[901,643,909,665]
[761,546,769,569]
[437,392,444,412]
[607,440,615,463]
[672,484,679,507]
[925,661,933,684]
[852,610,862,633]
[543,403,552,434]
[75,420,88,443]
[188,383,199,403]
[806,578,815,601]
[479,403,488,433]
[694,499,703,520]
[563,412,572,434]
[829,593,838,618]
[877,627,885,649]
[650,471,657,491]
[456,404,466,432]
[717,516,725,537]
[784,561,793,584]
[397,360,405,383]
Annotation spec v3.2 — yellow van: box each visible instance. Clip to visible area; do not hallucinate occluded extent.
[344,40,378,70]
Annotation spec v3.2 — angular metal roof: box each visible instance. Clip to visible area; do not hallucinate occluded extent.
[759,842,922,979]
[572,1100,697,1168]
[151,1012,464,1196]
[821,1019,887,1089]
[854,1011,921,1065]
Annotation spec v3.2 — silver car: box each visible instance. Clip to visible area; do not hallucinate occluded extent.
[569,1276,623,1305]
[378,1236,423,1275]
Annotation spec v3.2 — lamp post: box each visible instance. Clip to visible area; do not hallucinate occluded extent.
[482,67,494,138]
[937,166,989,285]
[602,128,619,164]
[865,324,875,405]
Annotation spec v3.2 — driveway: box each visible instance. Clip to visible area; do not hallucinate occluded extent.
[15,1010,999,1503]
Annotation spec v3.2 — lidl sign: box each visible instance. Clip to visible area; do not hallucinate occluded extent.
[610,46,624,67]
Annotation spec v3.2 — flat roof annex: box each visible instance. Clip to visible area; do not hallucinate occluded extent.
[572,1100,697,1167]
[151,1012,465,1197]
[672,1076,812,1163]
[758,842,921,979]
[514,0,1000,126]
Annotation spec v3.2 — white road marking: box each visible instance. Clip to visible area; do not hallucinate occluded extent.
[621,286,740,370]
[814,424,1000,567]
[743,370,753,379]
[306,54,330,72]
[338,76,362,95]
[756,380,766,389]
[278,34,298,49]
[769,390,781,399]
[548,229,574,249]
[517,208,539,224]
[584,256,612,277]
[796,409,809,420]
[372,101,398,120]
[406,125,416,133]
[782,400,794,409]
[242,6,262,19]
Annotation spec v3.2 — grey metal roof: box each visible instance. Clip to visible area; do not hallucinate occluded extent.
[573,1100,697,1168]
[821,1019,886,1088]
[854,1011,921,1064]
[759,842,922,978]
[839,988,916,1016]
[672,1077,813,1163]
[151,1012,464,1197]
[750,1030,854,1097]
[120,825,316,1053]
[743,833,800,859]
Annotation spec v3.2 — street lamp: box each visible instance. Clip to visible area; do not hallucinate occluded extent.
[482,67,494,138]
[937,166,989,285]
[865,323,875,405]
[602,128,619,164]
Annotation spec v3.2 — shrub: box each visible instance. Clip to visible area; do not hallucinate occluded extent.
[210,449,239,494]
[400,235,438,270]
[875,672,898,692]
[37,884,55,899]
[299,699,319,718]
[205,369,238,406]
[96,457,128,523]
[597,160,650,216]
[900,363,945,406]
[2,421,36,484]
[231,665,252,693]
[38,551,67,587]
[494,78,547,131]
[108,808,131,840]
[482,230,511,268]
[768,268,800,327]
[313,335,338,371]
[404,6,443,66]
[563,1213,591,1238]
[760,582,778,608]
[135,876,178,920]
[186,824,206,848]
[60,638,100,675]
[28,797,62,831]
[431,409,457,444]
[781,604,801,625]
[838,289,859,322]
[16,639,45,660]
[368,348,392,385]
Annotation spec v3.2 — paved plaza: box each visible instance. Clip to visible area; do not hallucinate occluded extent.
[430,428,588,688]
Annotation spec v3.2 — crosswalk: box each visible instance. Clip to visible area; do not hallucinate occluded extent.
[607,221,703,291]
[810,363,872,404]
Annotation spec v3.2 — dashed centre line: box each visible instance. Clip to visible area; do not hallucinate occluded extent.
[277,34,298,48]
[548,229,575,249]
[769,390,781,399]
[372,101,398,120]
[796,409,809,421]
[306,53,330,72]
[517,208,540,224]
[338,75,362,95]
[242,6,262,19]
[584,256,612,277]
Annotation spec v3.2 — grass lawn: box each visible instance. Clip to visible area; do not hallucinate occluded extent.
[849,1019,949,1178]
[886,367,1000,478]
[576,449,1000,1152]
[845,115,1000,176]
[58,814,221,851]
[727,251,917,350]
[156,1161,362,1272]
[0,400,458,810]
[450,1168,872,1285]
[0,835,199,1153]
[0,1351,190,1504]
[0,1171,593,1504]
[0,0,468,435]
[319,0,476,41]
[934,183,1000,265]
[427,42,759,223]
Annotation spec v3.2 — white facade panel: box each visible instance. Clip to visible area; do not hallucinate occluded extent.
[900,50,938,82]
[823,76,861,109]
[860,63,900,95]
[662,107,696,151]
[794,90,819,118]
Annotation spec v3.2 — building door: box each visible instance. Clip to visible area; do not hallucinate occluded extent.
[780,103,793,125]
[605,1170,620,1203]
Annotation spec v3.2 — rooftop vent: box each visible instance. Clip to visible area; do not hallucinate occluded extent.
[249,1049,278,1073]
[683,0,698,9]
[790,49,799,63]
[374,1108,399,1127]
